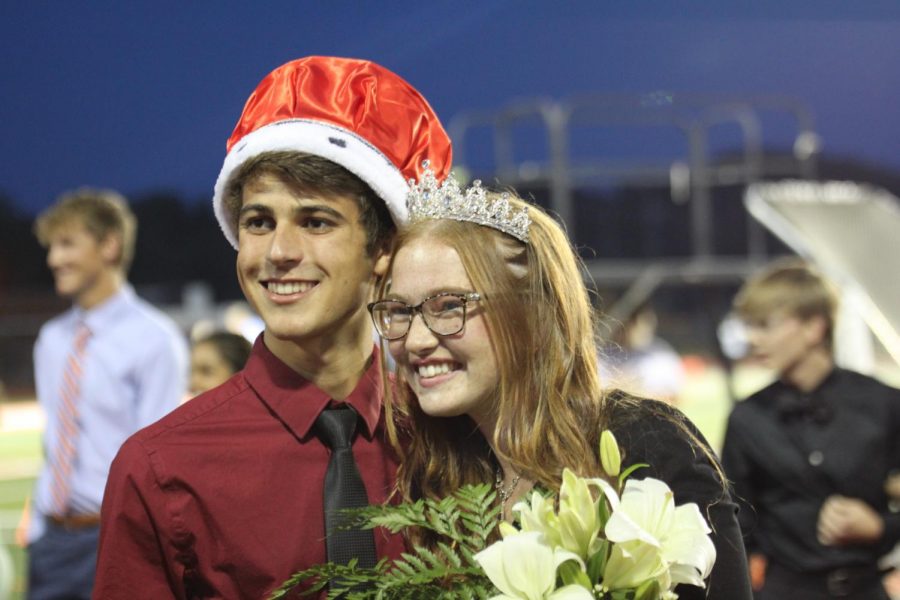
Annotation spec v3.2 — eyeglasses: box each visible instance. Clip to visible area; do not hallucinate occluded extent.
[368,292,482,340]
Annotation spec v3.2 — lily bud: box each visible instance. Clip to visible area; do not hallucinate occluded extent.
[600,430,622,477]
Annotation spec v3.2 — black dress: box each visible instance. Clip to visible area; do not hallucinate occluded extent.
[607,392,753,600]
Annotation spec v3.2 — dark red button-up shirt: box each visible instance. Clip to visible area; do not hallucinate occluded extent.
[94,338,404,599]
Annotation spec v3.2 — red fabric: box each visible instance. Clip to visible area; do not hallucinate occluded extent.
[227,56,452,183]
[94,338,404,599]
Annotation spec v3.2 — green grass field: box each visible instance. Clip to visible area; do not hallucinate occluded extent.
[0,429,40,600]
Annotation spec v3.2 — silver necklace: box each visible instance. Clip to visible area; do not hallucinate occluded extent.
[495,469,522,506]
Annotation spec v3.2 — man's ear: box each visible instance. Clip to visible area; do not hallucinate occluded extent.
[373,250,391,278]
[99,234,123,266]
[803,314,829,346]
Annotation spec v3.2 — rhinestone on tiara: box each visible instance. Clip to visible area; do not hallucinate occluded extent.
[406,161,531,243]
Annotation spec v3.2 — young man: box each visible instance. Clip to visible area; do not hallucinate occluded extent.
[93,56,452,598]
[721,259,900,599]
[27,189,188,599]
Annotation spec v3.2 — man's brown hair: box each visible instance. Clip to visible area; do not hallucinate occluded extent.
[733,258,838,347]
[224,151,395,256]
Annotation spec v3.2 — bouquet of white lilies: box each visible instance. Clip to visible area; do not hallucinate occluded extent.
[270,431,716,600]
[475,431,716,600]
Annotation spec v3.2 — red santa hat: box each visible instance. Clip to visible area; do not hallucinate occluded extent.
[213,56,453,248]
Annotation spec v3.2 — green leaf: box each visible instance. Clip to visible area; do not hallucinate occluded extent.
[597,493,611,527]
[633,579,661,600]
[557,559,592,590]
[618,463,648,487]
[270,483,505,599]
[586,540,609,584]
[438,542,463,568]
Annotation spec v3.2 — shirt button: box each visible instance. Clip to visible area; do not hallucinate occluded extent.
[808,450,824,466]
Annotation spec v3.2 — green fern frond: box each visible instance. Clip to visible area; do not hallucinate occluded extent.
[437,542,462,568]
[270,484,503,599]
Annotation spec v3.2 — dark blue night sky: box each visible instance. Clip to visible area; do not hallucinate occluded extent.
[3,1,900,217]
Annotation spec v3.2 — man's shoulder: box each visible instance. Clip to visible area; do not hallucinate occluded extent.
[834,367,899,394]
[728,381,781,425]
[37,308,75,338]
[126,374,251,449]
[828,369,900,420]
[104,291,187,361]
[123,293,183,337]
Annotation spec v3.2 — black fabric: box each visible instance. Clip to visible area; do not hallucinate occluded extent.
[721,368,900,574]
[761,562,890,599]
[314,407,378,569]
[607,393,754,600]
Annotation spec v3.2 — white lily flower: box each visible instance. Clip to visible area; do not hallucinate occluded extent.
[603,478,716,590]
[513,468,619,560]
[602,539,669,590]
[663,502,717,587]
[557,468,619,559]
[474,531,594,600]
[498,521,521,539]
[513,491,562,547]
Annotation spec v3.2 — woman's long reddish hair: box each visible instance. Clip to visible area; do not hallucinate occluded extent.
[382,195,611,503]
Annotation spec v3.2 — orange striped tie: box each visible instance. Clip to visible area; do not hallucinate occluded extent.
[49,323,91,515]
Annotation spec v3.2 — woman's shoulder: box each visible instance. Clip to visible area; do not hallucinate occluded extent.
[603,390,726,503]
[602,392,750,599]
[604,389,698,446]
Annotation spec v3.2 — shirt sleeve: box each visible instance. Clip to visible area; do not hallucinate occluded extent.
[95,438,182,599]
[133,329,189,427]
[613,399,754,600]
[32,327,49,407]
[881,512,900,553]
[719,408,760,554]
[881,384,900,550]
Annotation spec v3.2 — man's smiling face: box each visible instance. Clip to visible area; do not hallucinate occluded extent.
[236,173,381,347]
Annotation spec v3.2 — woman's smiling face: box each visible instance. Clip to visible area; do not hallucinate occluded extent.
[386,237,499,427]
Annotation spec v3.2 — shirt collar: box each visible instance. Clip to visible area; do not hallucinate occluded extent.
[72,284,134,333]
[773,367,839,424]
[244,335,384,441]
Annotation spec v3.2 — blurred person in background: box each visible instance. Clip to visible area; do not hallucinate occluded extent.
[26,189,188,599]
[599,300,686,404]
[721,259,900,599]
[883,473,900,599]
[188,331,251,396]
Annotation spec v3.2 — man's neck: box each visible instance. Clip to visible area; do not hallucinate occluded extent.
[75,272,123,311]
[784,346,834,393]
[263,327,375,400]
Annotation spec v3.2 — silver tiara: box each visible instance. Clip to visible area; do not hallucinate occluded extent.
[406,161,531,243]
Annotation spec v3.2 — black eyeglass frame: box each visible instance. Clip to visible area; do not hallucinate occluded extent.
[367,292,482,340]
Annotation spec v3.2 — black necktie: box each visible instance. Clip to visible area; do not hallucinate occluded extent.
[314,407,378,569]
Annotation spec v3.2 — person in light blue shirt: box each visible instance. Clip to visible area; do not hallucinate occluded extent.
[25,188,188,600]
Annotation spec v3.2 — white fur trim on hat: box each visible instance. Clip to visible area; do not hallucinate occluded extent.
[212,119,410,249]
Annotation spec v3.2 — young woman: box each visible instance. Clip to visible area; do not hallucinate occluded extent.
[189,331,252,397]
[369,170,753,599]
